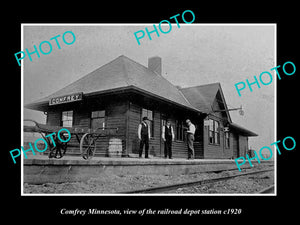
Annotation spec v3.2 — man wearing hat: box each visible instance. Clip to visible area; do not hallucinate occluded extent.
[162,120,175,159]
[138,117,151,158]
[186,119,196,159]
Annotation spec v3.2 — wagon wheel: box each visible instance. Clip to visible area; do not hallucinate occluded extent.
[46,132,69,159]
[80,133,97,160]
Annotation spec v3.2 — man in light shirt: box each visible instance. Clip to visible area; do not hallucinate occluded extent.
[162,120,175,159]
[138,117,151,158]
[186,119,196,159]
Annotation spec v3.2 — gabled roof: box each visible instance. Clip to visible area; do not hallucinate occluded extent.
[180,83,232,122]
[26,55,199,112]
[25,55,257,137]
[180,83,259,137]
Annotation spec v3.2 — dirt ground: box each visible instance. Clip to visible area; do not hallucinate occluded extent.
[23,164,274,194]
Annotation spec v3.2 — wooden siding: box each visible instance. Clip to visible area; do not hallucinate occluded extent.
[159,115,204,159]
[45,99,127,157]
[46,110,61,126]
[159,116,189,159]
[194,119,204,159]
[44,92,252,160]
[67,109,91,156]
[223,131,234,159]
[231,132,248,158]
[150,110,161,157]
[105,101,127,156]
[238,135,248,158]
[232,132,239,158]
[127,102,163,157]
[128,102,141,155]
[171,119,203,159]
[73,110,90,128]
[127,101,204,159]
[203,95,234,159]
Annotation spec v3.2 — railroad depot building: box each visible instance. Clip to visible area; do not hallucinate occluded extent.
[25,55,257,159]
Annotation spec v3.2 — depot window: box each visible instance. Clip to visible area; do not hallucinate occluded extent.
[209,119,220,145]
[91,110,105,129]
[61,110,73,127]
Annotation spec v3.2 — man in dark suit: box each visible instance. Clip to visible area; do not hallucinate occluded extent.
[162,120,175,159]
[138,117,151,158]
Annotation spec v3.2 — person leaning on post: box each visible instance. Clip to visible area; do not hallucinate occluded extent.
[138,117,151,158]
[162,119,175,159]
[186,119,196,159]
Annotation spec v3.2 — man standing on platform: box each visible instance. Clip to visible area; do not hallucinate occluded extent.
[162,120,175,159]
[186,119,196,159]
[138,117,151,158]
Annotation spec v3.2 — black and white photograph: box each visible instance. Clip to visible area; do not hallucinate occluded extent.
[22,24,276,195]
[4,5,298,221]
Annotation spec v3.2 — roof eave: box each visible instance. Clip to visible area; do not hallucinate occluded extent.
[25,85,204,115]
[130,86,203,114]
[24,86,132,111]
[229,123,258,137]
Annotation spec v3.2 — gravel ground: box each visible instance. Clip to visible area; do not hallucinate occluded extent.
[23,165,274,194]
[165,171,274,194]
[24,173,219,194]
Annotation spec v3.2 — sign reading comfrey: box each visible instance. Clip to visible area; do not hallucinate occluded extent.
[49,92,83,106]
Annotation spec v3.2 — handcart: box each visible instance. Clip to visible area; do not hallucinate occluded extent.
[23,119,118,160]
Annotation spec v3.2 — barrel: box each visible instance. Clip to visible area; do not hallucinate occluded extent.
[107,138,122,157]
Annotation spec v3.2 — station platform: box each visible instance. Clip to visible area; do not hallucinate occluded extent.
[23,155,273,184]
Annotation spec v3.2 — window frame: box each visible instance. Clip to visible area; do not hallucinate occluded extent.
[61,110,73,127]
[90,110,106,130]
[208,118,220,145]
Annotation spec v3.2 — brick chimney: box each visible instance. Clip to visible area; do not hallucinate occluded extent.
[148,56,162,75]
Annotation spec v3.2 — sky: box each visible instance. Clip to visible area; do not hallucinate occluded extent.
[23,24,275,151]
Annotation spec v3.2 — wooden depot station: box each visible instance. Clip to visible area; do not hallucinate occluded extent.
[25,55,257,159]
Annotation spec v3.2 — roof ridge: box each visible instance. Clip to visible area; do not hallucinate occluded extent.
[183,83,232,122]
[180,82,221,90]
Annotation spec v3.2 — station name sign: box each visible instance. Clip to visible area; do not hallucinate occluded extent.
[49,92,83,106]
